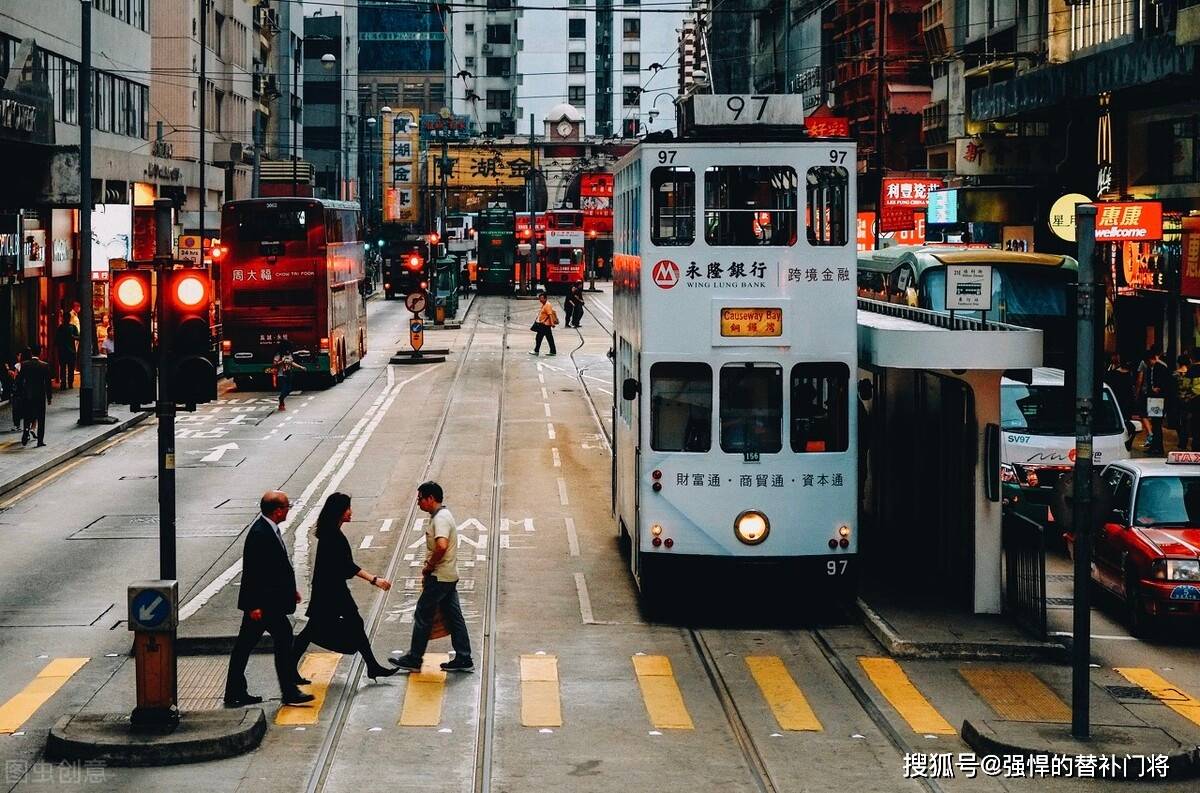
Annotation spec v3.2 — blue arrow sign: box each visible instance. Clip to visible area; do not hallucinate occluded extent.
[132,589,169,628]
[410,320,424,334]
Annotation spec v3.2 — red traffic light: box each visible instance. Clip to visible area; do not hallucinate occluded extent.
[174,274,208,307]
[404,254,424,271]
[427,232,440,245]
[114,274,149,309]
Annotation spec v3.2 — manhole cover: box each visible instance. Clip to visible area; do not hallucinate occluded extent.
[1106,685,1156,703]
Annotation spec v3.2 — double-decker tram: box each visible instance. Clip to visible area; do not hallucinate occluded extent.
[477,205,517,293]
[612,95,857,602]
[219,198,367,388]
[542,208,586,291]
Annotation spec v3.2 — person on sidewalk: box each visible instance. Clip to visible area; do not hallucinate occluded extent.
[271,342,305,412]
[529,292,558,357]
[1,356,20,432]
[54,312,78,391]
[292,493,397,681]
[14,347,51,448]
[565,282,585,328]
[1145,348,1171,456]
[1175,354,1195,451]
[224,490,314,708]
[391,481,473,673]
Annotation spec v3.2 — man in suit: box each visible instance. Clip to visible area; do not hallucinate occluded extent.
[224,490,315,707]
[14,346,52,447]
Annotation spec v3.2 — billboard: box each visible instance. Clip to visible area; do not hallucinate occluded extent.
[1095,201,1163,242]
[438,146,533,188]
[383,108,421,223]
[881,177,943,232]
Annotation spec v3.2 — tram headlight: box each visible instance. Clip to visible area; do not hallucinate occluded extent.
[651,524,663,537]
[839,525,851,538]
[734,510,769,545]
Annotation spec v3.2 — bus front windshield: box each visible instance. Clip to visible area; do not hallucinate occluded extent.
[1001,385,1124,436]
[923,266,1071,319]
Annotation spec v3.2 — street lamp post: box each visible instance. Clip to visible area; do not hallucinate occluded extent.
[78,0,94,425]
[292,41,300,196]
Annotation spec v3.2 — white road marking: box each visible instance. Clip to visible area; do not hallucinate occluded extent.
[544,403,552,418]
[565,517,580,557]
[574,572,595,624]
[360,535,374,550]
[1049,631,1140,641]
[551,447,561,467]
[380,518,393,533]
[547,423,556,440]
[557,477,569,506]
[412,517,426,535]
[179,560,242,621]
[541,388,548,400]
[593,387,613,396]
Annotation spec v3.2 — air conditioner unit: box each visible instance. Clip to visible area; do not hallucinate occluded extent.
[482,43,493,53]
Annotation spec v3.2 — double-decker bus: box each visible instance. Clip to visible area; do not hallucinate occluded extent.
[542,209,586,291]
[612,97,857,604]
[477,206,516,293]
[219,198,367,388]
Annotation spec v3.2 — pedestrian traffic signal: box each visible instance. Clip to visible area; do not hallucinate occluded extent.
[108,270,156,407]
[160,269,216,407]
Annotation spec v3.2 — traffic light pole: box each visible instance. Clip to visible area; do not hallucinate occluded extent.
[78,1,94,425]
[153,199,177,582]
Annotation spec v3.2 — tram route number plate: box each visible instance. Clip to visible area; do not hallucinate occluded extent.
[405,291,428,314]
[692,95,807,126]
[720,307,782,338]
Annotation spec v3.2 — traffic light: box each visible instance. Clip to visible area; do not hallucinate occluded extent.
[427,232,440,246]
[160,269,216,407]
[404,253,424,271]
[108,270,156,407]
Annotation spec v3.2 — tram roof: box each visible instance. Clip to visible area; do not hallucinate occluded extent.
[858,245,1077,272]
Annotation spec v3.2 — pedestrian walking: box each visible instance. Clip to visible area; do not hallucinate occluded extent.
[292,493,397,680]
[1145,348,1171,455]
[271,342,305,411]
[1104,355,1135,428]
[567,282,585,328]
[14,347,51,448]
[1175,355,1194,451]
[223,490,314,707]
[528,292,558,356]
[54,312,78,391]
[2,356,20,432]
[390,481,473,673]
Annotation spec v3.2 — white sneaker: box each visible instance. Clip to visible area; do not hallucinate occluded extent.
[528,351,538,356]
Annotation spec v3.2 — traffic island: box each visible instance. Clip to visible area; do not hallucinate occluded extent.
[962,718,1200,781]
[45,708,266,767]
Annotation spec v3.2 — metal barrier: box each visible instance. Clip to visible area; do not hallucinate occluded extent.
[857,297,1033,333]
[1002,509,1048,639]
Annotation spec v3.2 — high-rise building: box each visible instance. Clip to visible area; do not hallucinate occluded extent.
[449,0,518,136]
[303,11,359,201]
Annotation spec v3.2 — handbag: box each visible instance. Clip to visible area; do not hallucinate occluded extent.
[530,321,545,332]
[429,605,450,640]
[1147,397,1165,417]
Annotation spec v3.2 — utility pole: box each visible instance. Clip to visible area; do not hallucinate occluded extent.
[292,41,299,196]
[199,0,207,263]
[78,0,94,425]
[529,113,538,294]
[1071,203,1098,739]
[873,0,886,251]
[154,198,178,581]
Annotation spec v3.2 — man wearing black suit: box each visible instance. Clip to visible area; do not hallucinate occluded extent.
[14,346,52,447]
[224,490,315,707]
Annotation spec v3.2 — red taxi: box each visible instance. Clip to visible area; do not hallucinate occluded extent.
[1067,452,1200,636]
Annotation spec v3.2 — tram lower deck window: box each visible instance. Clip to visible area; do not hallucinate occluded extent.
[791,363,850,453]
[720,364,782,453]
[704,167,797,246]
[805,166,849,246]
[650,362,712,452]
[651,167,694,246]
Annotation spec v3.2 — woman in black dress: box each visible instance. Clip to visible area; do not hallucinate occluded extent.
[293,493,396,680]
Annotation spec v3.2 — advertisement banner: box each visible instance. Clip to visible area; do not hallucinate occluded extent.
[22,229,46,277]
[383,108,421,223]
[856,212,927,252]
[1095,201,1163,242]
[440,146,533,188]
[1180,217,1200,299]
[804,116,850,138]
[881,177,943,232]
[581,172,613,235]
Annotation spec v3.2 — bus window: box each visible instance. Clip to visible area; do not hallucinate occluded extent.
[790,363,850,453]
[234,206,308,241]
[650,363,712,452]
[651,167,694,246]
[704,167,797,247]
[805,166,849,246]
[720,364,782,453]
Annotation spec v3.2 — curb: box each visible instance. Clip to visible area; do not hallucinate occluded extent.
[45,708,266,767]
[0,411,151,500]
[176,634,274,655]
[962,719,1200,782]
[856,598,1069,662]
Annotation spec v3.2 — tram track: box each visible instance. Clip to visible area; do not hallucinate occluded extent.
[303,296,510,793]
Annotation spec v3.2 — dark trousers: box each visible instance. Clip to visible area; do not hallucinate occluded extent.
[224,611,298,699]
[534,326,556,354]
[278,375,293,403]
[22,405,46,445]
[57,357,75,390]
[293,613,384,671]
[1149,416,1165,453]
[409,577,471,661]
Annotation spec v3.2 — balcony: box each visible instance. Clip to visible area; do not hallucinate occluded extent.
[921,100,948,144]
[922,0,947,54]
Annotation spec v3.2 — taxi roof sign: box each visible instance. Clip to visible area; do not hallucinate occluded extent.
[1167,451,1200,464]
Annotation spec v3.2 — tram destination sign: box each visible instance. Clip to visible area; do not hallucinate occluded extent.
[692,95,806,127]
[720,307,782,337]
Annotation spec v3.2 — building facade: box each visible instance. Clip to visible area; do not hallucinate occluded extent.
[303,12,359,201]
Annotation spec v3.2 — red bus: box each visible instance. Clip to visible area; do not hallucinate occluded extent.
[542,209,586,290]
[219,198,367,388]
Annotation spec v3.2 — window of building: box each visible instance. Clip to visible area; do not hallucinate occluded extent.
[486,57,510,77]
[805,166,849,246]
[429,82,445,106]
[704,166,797,246]
[651,167,694,246]
[622,86,641,107]
[651,363,712,452]
[214,90,224,133]
[569,19,587,39]
[568,85,586,106]
[465,56,476,69]
[214,13,225,57]
[465,23,475,34]
[623,17,641,39]
[791,364,850,453]
[487,89,510,110]
[624,0,641,5]
[623,52,640,73]
[570,0,586,5]
[720,364,782,454]
[403,81,424,105]
[569,52,586,73]
[487,24,512,44]
[622,118,639,138]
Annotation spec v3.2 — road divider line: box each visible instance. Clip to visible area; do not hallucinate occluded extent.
[0,658,89,735]
[557,477,569,506]
[858,657,955,735]
[1116,668,1200,728]
[565,517,580,557]
[551,447,561,468]
[960,667,1069,723]
[360,535,374,550]
[574,572,594,623]
[399,653,450,727]
[520,655,562,727]
[275,653,341,726]
[380,519,393,533]
[541,387,548,400]
[547,423,556,440]
[745,656,822,731]
[633,655,694,730]
[543,403,552,418]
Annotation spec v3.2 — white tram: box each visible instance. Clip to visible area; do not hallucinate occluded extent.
[611,95,858,600]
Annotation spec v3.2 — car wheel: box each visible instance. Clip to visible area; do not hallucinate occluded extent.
[1126,573,1153,639]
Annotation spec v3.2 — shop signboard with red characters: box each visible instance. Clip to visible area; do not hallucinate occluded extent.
[856,212,927,251]
[1095,201,1163,242]
[1180,216,1200,299]
[879,177,944,233]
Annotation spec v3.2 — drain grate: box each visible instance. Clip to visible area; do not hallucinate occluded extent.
[1047,574,1074,583]
[1106,685,1156,703]
[1046,596,1074,608]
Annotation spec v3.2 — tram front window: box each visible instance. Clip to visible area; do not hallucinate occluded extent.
[791,363,850,453]
[720,364,783,453]
[651,167,695,246]
[650,362,712,452]
[704,167,797,246]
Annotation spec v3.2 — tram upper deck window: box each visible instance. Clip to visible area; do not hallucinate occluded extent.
[805,166,849,246]
[704,167,797,247]
[720,364,783,454]
[791,363,850,453]
[651,167,694,246]
[650,362,712,452]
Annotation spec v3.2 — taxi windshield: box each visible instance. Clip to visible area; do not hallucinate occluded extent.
[1001,384,1123,436]
[1133,476,1200,526]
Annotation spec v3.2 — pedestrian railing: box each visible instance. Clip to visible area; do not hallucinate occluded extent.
[1002,509,1048,640]
[857,298,1033,333]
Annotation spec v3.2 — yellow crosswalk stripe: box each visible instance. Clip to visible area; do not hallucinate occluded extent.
[633,655,694,730]
[0,658,89,734]
[275,652,340,726]
[960,668,1070,723]
[859,657,956,735]
[520,654,562,727]
[1116,667,1200,728]
[398,654,450,727]
[745,656,822,731]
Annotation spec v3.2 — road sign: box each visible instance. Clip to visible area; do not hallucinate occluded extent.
[405,291,428,314]
[945,264,993,311]
[127,580,178,632]
[178,235,201,263]
[410,317,424,351]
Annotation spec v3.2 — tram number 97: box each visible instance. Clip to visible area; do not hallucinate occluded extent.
[826,560,848,576]
[726,95,770,121]
[657,150,677,164]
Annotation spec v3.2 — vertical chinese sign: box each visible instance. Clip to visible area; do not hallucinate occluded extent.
[1178,216,1200,299]
[382,108,421,223]
[581,173,614,236]
[879,177,943,233]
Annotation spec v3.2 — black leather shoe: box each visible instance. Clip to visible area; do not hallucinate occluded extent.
[282,691,316,705]
[292,676,312,686]
[388,654,422,671]
[366,665,398,681]
[223,694,264,708]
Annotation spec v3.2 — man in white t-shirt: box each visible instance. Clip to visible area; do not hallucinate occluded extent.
[390,481,474,672]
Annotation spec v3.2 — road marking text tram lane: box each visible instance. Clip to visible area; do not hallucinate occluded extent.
[960,667,1070,723]
[398,654,450,727]
[633,655,694,730]
[858,657,955,735]
[745,656,822,731]
[275,653,340,726]
[0,658,89,734]
[520,654,562,727]
[1116,667,1200,728]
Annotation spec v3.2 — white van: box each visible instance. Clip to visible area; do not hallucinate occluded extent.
[1000,367,1133,524]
